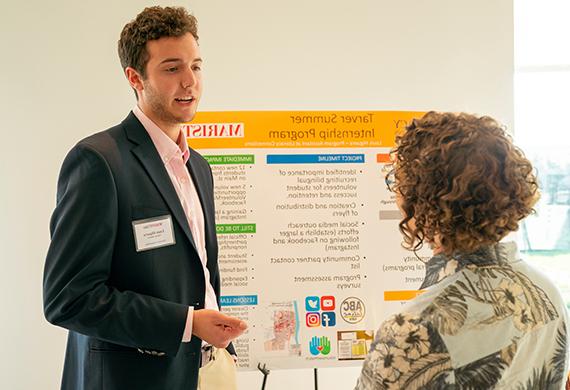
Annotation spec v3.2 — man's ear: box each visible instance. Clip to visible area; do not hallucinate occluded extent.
[125,67,144,95]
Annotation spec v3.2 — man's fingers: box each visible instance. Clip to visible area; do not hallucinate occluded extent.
[221,325,246,338]
[229,319,247,331]
[216,314,247,330]
[192,309,247,347]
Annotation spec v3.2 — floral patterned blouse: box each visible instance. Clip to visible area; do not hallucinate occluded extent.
[356,242,569,389]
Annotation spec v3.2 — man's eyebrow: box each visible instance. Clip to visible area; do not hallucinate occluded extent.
[159,57,203,65]
[159,58,182,65]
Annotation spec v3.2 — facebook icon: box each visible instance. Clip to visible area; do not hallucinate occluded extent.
[321,311,336,327]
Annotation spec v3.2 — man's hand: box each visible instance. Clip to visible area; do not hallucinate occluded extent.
[192,309,247,348]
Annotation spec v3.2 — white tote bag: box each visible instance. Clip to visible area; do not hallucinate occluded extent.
[197,347,238,390]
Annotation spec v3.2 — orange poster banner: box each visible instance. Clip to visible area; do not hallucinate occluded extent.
[184,111,423,149]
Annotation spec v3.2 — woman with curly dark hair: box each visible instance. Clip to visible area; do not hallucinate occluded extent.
[356,112,569,389]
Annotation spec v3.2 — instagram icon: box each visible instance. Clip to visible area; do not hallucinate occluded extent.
[306,312,321,327]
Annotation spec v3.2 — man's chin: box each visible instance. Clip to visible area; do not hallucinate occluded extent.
[174,114,197,125]
[180,111,198,124]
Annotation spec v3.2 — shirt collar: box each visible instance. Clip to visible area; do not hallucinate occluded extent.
[133,105,190,164]
[419,241,518,289]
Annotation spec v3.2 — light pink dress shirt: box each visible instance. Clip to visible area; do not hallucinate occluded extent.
[133,106,219,343]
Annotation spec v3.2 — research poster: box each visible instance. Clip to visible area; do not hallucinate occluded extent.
[186,111,430,370]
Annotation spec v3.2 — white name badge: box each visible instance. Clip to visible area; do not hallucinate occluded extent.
[132,215,176,252]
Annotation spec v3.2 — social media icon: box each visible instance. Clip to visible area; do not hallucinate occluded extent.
[321,296,335,311]
[306,312,321,327]
[321,311,336,327]
[305,296,320,312]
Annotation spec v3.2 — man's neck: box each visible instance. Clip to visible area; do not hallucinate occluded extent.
[158,124,180,143]
[137,105,180,143]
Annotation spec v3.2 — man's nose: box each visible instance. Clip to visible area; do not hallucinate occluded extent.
[181,68,197,89]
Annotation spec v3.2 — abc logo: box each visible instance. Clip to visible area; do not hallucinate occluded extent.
[306,312,321,327]
[340,297,365,324]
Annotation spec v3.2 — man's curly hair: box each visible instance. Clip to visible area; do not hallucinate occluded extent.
[118,6,198,78]
[391,111,539,255]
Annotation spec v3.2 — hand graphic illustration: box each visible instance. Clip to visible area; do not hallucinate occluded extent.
[309,336,331,355]
[320,336,331,355]
[309,336,320,355]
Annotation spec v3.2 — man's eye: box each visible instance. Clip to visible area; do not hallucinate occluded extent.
[165,67,178,73]
[192,65,202,71]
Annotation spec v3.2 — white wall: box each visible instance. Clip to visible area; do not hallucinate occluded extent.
[0,0,512,389]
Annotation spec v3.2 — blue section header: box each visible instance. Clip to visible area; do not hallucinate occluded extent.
[266,154,365,164]
[220,295,258,307]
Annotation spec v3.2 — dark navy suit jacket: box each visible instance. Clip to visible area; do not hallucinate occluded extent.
[44,112,231,389]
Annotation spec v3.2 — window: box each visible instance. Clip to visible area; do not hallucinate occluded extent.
[515,0,570,307]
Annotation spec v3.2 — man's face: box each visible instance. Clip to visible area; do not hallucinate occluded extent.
[129,32,202,130]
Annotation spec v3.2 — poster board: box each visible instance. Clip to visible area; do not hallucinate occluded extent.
[187,110,430,370]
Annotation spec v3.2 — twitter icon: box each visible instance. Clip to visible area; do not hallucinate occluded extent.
[305,296,320,311]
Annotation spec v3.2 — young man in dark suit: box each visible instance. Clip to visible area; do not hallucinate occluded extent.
[43,6,246,389]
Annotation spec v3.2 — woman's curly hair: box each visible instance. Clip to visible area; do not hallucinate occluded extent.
[391,111,539,255]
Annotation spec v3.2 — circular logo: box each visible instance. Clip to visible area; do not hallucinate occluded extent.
[340,297,365,324]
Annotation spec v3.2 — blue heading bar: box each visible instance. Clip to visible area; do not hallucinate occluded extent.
[267,154,365,164]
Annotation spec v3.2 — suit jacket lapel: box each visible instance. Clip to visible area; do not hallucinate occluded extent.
[122,112,198,254]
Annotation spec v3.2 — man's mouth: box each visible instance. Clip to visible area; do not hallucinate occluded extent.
[175,97,194,103]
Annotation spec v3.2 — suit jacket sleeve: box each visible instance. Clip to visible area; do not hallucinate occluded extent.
[43,144,188,356]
